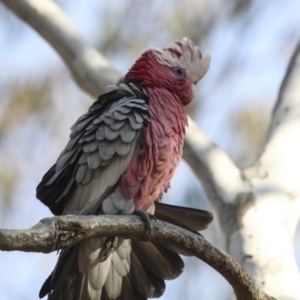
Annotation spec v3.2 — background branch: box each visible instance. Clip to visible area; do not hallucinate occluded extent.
[248,39,300,225]
[0,0,122,97]
[183,116,249,212]
[268,40,300,141]
[0,215,275,300]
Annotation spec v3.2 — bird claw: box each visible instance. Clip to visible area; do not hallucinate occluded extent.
[133,209,156,240]
[100,237,118,261]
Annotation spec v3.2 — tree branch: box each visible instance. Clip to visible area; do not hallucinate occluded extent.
[183,116,249,211]
[268,40,300,140]
[0,215,275,300]
[252,40,300,224]
[0,0,122,97]
[232,41,300,299]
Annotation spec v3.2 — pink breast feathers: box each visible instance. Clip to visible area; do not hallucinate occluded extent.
[121,88,187,211]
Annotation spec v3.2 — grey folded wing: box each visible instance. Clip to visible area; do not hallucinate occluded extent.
[36,84,149,215]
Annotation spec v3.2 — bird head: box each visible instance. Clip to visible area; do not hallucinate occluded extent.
[124,37,211,105]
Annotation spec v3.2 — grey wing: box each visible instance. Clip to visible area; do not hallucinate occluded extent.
[37,91,149,215]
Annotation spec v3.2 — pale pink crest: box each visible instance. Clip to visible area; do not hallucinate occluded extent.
[152,37,211,84]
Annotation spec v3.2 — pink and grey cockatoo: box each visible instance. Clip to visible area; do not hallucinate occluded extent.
[37,37,212,300]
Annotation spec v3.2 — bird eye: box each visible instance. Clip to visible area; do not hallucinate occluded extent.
[172,66,186,78]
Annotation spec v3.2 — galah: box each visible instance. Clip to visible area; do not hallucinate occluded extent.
[37,37,212,300]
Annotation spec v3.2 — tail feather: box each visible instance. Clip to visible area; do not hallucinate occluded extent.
[108,276,147,300]
[128,249,166,298]
[39,272,52,299]
[44,246,90,300]
[73,273,89,300]
[41,241,180,300]
[131,240,183,280]
[154,202,213,232]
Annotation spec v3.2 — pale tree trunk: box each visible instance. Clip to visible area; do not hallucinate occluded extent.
[1,0,300,299]
[239,45,300,298]
[184,44,300,299]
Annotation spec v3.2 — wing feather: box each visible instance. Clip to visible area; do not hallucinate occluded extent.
[36,84,149,216]
[87,151,101,169]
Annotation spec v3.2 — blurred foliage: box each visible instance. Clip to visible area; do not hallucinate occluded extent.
[0,80,51,137]
[0,167,20,210]
[228,0,252,17]
[0,79,51,210]
[231,100,270,166]
[95,0,245,59]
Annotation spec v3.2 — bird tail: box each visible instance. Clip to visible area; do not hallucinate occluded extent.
[40,239,183,300]
[39,204,213,299]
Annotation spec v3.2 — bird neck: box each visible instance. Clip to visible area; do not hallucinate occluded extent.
[147,87,187,137]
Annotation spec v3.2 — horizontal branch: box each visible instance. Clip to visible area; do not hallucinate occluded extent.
[0,215,274,300]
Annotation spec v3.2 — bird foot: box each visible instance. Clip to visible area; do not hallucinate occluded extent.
[133,209,156,240]
[101,237,118,261]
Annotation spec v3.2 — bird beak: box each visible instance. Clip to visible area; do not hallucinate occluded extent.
[193,53,211,85]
